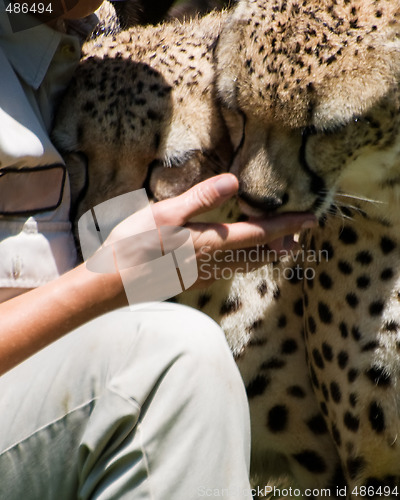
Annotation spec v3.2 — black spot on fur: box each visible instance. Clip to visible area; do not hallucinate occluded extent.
[338,351,349,369]
[312,348,324,369]
[246,375,270,398]
[277,314,287,328]
[318,302,333,324]
[349,393,357,407]
[322,342,333,361]
[380,268,394,281]
[384,320,399,332]
[308,316,317,334]
[293,298,304,317]
[356,250,373,265]
[356,275,370,289]
[292,450,327,473]
[220,296,241,316]
[247,319,263,333]
[338,260,353,275]
[306,414,328,435]
[273,286,281,300]
[261,358,286,370]
[339,226,358,245]
[369,300,384,316]
[339,322,348,338]
[320,401,328,416]
[380,236,396,254]
[346,293,359,308]
[268,405,288,432]
[321,241,334,260]
[351,326,362,341]
[344,411,360,432]
[366,366,391,387]
[369,401,385,433]
[198,293,211,309]
[287,385,306,398]
[348,368,359,383]
[288,268,302,285]
[330,382,342,403]
[347,457,366,480]
[281,338,298,354]
[361,341,378,352]
[257,280,268,297]
[321,383,329,401]
[319,272,333,289]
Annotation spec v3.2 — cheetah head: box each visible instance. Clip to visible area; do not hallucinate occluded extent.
[216,0,400,219]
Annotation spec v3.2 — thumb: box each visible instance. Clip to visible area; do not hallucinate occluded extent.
[152,174,239,226]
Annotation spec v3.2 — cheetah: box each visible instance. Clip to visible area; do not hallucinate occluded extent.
[52,0,400,496]
[215,0,400,494]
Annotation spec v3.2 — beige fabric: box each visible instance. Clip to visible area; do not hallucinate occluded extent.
[0,2,81,296]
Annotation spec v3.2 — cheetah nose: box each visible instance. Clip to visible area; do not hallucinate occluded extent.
[238,190,289,214]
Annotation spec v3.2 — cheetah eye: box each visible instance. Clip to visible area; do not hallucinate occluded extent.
[318,116,371,136]
[354,116,373,126]
[163,150,198,168]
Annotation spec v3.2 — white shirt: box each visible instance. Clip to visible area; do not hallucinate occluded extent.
[0,2,81,300]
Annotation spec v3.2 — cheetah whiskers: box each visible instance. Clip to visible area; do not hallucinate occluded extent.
[335,191,384,207]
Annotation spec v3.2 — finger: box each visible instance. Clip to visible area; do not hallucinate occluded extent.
[152,174,239,226]
[189,213,317,252]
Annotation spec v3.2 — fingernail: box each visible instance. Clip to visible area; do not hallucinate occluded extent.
[301,219,317,230]
[214,176,238,196]
[282,235,301,251]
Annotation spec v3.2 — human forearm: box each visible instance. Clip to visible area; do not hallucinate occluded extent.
[0,262,125,375]
[0,174,316,376]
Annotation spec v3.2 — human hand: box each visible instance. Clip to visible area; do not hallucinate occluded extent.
[102,174,317,291]
[152,174,317,287]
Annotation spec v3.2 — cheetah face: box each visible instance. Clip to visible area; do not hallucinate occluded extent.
[215,0,400,218]
[52,11,233,223]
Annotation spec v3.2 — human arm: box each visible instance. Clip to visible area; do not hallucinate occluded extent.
[0,174,316,375]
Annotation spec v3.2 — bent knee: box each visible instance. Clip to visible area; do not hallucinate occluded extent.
[149,302,233,364]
